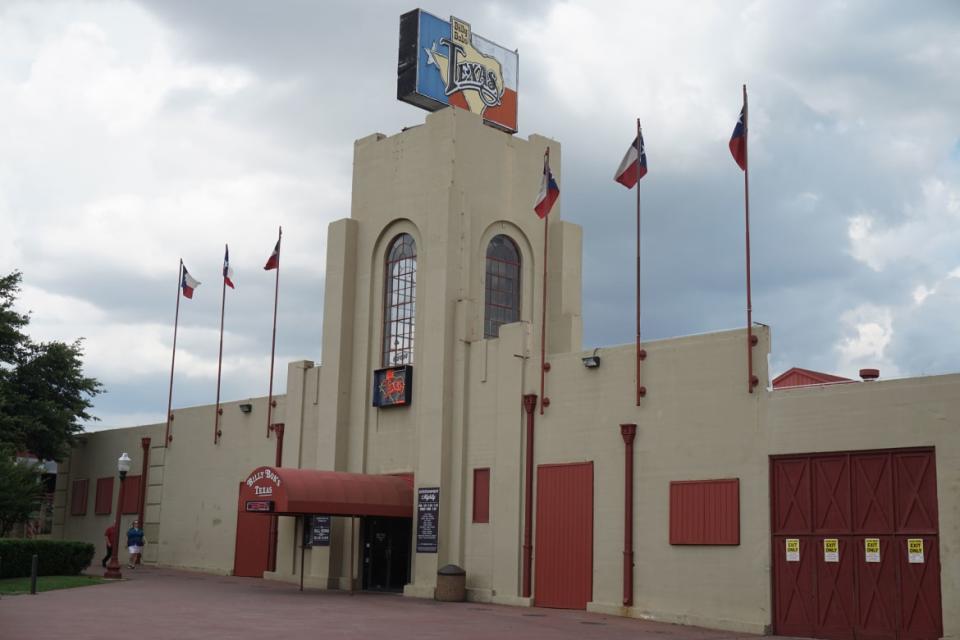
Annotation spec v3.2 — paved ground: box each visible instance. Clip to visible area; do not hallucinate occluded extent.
[0,566,763,640]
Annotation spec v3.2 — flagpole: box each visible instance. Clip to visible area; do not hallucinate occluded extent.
[164,260,183,447]
[539,149,550,415]
[214,245,227,444]
[743,84,758,393]
[266,226,282,437]
[635,119,646,406]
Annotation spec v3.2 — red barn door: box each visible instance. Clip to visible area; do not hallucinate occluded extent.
[534,462,593,609]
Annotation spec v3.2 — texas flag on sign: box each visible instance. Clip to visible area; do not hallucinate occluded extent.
[614,130,648,189]
[534,152,560,219]
[181,267,201,299]
[223,245,235,289]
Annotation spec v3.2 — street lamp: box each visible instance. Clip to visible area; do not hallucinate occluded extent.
[103,452,132,579]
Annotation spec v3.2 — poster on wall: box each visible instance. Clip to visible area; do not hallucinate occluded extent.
[785,538,800,562]
[823,538,839,563]
[907,538,924,563]
[303,515,331,548]
[397,9,519,133]
[864,538,880,563]
[416,487,440,553]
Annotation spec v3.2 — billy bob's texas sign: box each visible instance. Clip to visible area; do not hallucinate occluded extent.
[398,9,519,133]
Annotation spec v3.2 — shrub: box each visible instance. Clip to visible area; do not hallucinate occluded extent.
[0,539,95,578]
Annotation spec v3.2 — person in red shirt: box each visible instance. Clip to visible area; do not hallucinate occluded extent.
[101,524,117,568]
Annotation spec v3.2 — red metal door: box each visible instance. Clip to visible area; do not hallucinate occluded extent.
[814,536,856,640]
[774,535,816,637]
[856,536,898,640]
[772,449,941,640]
[852,453,895,534]
[534,462,593,609]
[813,456,852,534]
[773,457,812,533]
[233,482,272,577]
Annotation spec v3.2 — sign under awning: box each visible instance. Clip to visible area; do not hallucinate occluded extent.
[238,466,413,518]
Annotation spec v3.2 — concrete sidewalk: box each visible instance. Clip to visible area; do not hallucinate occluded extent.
[0,566,763,640]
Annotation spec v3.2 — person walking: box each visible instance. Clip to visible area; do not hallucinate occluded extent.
[101,523,117,568]
[126,520,145,568]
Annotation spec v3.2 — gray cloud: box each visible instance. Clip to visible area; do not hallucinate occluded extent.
[1,0,958,431]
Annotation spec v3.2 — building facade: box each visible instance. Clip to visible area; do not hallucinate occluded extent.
[54,108,958,640]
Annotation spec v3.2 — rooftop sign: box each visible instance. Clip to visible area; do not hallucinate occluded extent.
[397,9,519,133]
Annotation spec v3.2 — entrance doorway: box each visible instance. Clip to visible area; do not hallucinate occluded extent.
[771,449,942,640]
[362,517,411,592]
[534,461,594,609]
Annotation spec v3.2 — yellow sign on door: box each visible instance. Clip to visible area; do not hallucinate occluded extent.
[908,538,924,563]
[864,538,880,563]
[823,538,839,562]
[785,538,800,562]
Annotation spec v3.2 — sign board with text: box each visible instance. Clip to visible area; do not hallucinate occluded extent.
[398,9,519,133]
[416,487,440,553]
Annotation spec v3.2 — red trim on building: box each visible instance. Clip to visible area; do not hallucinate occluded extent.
[772,367,853,389]
[472,468,490,523]
[94,477,114,515]
[70,479,89,516]
[121,475,142,514]
[669,478,740,545]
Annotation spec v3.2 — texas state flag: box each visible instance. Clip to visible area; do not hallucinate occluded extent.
[181,267,200,299]
[614,131,648,188]
[263,239,280,271]
[534,153,560,219]
[729,105,747,171]
[223,245,235,289]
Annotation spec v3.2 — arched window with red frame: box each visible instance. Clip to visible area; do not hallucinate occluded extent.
[383,233,417,366]
[484,235,521,338]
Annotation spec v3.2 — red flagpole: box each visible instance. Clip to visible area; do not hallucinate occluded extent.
[266,227,282,437]
[214,244,227,444]
[635,119,646,405]
[743,85,758,393]
[539,149,550,415]
[164,260,183,446]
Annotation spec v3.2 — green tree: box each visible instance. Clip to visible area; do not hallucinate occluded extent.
[0,447,45,537]
[0,271,102,460]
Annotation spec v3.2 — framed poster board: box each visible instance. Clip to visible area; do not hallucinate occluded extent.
[416,487,440,553]
[303,515,331,548]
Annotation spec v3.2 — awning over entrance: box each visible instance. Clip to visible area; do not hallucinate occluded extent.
[238,466,413,518]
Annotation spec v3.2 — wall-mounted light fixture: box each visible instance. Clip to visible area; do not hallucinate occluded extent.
[239,403,253,414]
[582,348,601,369]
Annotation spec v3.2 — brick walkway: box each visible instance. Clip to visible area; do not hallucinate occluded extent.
[0,566,763,640]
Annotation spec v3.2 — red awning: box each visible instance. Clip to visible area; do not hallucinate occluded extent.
[238,466,413,518]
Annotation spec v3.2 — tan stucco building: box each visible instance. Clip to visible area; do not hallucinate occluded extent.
[54,108,957,640]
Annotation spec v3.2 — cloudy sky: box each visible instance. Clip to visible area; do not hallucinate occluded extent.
[1,0,958,431]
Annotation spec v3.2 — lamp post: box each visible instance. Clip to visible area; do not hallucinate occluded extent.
[104,452,132,579]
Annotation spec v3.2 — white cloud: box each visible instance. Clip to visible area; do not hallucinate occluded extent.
[847,178,960,272]
[835,304,900,378]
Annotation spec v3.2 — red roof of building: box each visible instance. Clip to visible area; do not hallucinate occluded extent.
[772,367,853,389]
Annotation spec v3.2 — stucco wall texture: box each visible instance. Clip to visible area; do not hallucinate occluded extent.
[55,109,958,639]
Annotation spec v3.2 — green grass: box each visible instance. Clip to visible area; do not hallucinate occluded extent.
[0,575,108,595]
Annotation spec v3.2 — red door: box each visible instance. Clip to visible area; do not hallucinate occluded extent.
[856,536,898,640]
[814,536,856,640]
[771,449,941,640]
[534,462,593,609]
[774,535,816,637]
[233,482,272,577]
[897,535,942,640]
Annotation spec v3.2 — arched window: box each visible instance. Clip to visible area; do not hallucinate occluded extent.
[383,233,417,366]
[484,235,521,338]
